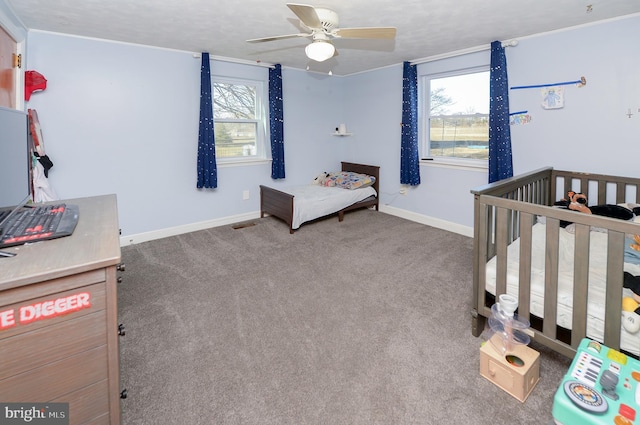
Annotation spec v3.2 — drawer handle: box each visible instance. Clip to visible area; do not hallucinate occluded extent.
[120,389,128,399]
[118,324,126,336]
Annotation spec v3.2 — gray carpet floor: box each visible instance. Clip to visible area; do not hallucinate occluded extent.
[118,209,571,424]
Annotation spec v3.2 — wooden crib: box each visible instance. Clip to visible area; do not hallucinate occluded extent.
[471,167,640,358]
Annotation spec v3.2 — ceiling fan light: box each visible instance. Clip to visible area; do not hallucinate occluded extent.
[305,41,335,62]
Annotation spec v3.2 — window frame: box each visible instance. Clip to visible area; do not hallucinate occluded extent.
[420,65,490,169]
[211,75,268,164]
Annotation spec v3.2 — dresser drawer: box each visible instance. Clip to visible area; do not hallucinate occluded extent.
[52,379,110,425]
[83,414,110,425]
[0,310,107,380]
[0,269,106,307]
[0,345,108,402]
[0,282,106,339]
[0,195,122,425]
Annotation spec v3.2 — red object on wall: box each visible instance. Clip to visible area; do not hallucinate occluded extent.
[25,70,47,100]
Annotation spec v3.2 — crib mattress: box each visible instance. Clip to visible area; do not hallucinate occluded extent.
[485,222,640,356]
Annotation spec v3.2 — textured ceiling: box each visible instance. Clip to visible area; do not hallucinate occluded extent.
[7,0,640,76]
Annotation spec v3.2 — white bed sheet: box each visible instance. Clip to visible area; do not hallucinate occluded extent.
[485,222,640,355]
[281,185,377,230]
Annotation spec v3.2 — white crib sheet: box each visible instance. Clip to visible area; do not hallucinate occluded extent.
[485,222,640,356]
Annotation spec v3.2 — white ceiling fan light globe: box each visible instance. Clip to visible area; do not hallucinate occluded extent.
[305,41,335,62]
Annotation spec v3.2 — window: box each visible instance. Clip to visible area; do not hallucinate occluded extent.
[422,68,489,162]
[212,77,266,161]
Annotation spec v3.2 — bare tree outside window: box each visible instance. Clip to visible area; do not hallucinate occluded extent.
[429,87,454,115]
[213,83,256,119]
[212,80,263,159]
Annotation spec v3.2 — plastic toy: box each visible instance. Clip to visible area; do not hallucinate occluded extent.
[552,338,640,425]
[487,294,531,354]
[479,294,540,402]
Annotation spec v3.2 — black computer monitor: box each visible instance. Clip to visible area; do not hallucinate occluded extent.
[0,106,31,235]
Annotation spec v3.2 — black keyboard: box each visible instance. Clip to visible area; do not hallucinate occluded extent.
[0,204,80,248]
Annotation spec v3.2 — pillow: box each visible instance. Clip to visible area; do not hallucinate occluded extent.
[321,171,376,190]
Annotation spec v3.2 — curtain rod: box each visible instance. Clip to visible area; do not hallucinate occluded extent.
[193,52,275,69]
[410,40,518,66]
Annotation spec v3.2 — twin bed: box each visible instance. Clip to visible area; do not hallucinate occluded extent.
[472,167,640,358]
[260,162,379,234]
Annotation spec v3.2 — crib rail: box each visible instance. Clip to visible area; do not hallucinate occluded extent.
[551,169,640,207]
[471,167,640,358]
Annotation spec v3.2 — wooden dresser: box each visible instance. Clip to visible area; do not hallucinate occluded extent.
[0,194,122,425]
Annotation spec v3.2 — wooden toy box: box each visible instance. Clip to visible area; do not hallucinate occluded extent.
[480,334,540,402]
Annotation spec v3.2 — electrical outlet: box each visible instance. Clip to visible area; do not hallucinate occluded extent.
[242,190,250,200]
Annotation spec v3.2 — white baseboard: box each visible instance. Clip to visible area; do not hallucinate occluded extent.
[120,211,262,246]
[120,207,472,246]
[379,205,473,238]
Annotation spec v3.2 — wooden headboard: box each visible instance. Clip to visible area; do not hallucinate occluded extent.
[341,162,380,195]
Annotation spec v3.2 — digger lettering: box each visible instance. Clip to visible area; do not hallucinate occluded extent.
[17,292,92,325]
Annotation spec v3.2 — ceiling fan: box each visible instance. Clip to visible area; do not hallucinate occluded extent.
[246,3,396,62]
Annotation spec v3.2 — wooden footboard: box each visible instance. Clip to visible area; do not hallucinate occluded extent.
[260,162,380,234]
[260,185,295,233]
[471,167,640,358]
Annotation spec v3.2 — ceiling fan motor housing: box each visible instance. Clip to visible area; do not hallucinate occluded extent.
[310,8,339,33]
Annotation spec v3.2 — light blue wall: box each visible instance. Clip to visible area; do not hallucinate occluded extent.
[7,11,640,238]
[342,65,403,196]
[23,31,344,237]
[507,16,640,177]
[270,68,348,189]
[342,14,640,231]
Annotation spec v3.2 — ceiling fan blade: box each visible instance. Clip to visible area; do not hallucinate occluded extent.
[246,33,311,43]
[333,27,397,39]
[287,3,321,28]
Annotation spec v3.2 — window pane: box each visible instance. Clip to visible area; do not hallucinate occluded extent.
[429,71,489,160]
[213,83,256,119]
[211,77,265,161]
[429,115,488,159]
[215,122,257,158]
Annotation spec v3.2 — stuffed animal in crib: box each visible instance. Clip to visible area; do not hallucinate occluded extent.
[554,191,635,220]
[554,191,591,214]
[631,234,640,252]
[622,296,640,334]
[624,271,640,303]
